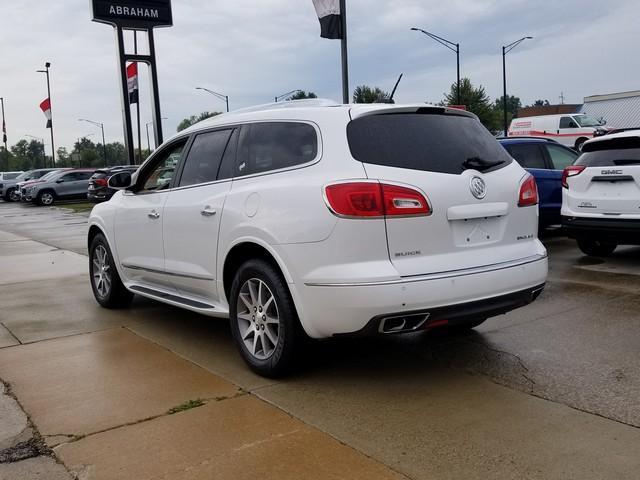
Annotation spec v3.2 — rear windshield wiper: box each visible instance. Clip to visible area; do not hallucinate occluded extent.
[462,156,504,172]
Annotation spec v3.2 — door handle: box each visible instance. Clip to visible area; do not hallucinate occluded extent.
[200,206,217,217]
[148,210,160,219]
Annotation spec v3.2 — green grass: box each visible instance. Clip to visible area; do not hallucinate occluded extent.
[166,399,206,415]
[58,202,95,213]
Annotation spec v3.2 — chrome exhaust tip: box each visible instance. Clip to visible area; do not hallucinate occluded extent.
[378,313,430,334]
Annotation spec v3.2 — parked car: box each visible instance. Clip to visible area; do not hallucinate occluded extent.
[87,165,139,203]
[19,169,70,202]
[0,171,23,181]
[562,130,640,256]
[88,101,548,376]
[508,113,610,150]
[28,168,96,206]
[0,168,60,201]
[499,137,579,227]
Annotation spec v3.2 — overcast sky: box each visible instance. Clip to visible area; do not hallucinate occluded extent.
[1,0,639,153]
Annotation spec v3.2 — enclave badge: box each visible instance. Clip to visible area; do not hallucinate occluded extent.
[470,176,486,199]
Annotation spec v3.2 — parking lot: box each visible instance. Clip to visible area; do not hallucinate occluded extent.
[0,200,638,479]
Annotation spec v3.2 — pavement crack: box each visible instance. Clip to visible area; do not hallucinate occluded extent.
[0,322,22,345]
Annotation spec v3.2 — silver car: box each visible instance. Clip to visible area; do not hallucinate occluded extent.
[1,168,59,201]
[28,169,96,206]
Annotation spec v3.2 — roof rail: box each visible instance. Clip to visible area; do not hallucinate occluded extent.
[231,98,340,115]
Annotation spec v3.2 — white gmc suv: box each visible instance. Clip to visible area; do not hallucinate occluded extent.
[88,101,548,376]
[562,130,640,255]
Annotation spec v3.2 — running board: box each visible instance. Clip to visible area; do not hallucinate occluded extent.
[129,285,217,311]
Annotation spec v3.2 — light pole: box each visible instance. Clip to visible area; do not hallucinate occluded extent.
[195,87,229,112]
[274,90,303,103]
[25,134,46,167]
[36,62,55,167]
[78,118,107,166]
[502,36,533,136]
[411,28,460,105]
[0,97,7,170]
[145,117,167,153]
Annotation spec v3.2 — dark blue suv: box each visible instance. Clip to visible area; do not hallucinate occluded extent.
[499,137,579,228]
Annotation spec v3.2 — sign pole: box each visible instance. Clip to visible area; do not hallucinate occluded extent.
[147,28,163,147]
[134,31,142,163]
[339,0,349,104]
[115,26,136,165]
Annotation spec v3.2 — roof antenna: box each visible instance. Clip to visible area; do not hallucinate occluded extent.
[389,73,403,104]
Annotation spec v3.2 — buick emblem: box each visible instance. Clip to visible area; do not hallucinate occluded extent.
[470,177,486,199]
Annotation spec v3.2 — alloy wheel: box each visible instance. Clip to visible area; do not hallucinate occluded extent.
[40,192,54,205]
[92,245,112,298]
[236,278,280,360]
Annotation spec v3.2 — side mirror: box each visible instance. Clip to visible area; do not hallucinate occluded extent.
[108,171,132,190]
[56,178,64,183]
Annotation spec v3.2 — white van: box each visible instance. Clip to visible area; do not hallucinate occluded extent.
[508,113,608,150]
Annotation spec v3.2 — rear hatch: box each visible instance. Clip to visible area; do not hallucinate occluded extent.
[347,107,540,277]
[567,135,640,216]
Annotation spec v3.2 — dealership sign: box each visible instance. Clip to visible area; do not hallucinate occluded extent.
[92,0,172,28]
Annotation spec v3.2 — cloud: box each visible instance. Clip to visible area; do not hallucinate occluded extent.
[0,0,638,151]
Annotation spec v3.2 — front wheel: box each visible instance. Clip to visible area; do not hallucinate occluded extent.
[36,190,55,206]
[89,233,134,308]
[576,239,617,257]
[229,259,302,377]
[6,188,18,202]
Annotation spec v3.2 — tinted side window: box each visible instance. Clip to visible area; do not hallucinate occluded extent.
[179,130,233,187]
[236,122,318,177]
[218,129,239,180]
[545,145,578,170]
[139,140,187,192]
[505,144,546,169]
[61,172,81,181]
[559,117,577,129]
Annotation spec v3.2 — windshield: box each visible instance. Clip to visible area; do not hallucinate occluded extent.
[574,115,603,127]
[39,171,61,181]
[15,171,33,181]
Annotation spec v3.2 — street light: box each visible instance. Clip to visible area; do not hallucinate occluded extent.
[25,134,46,167]
[411,28,460,105]
[36,62,55,167]
[274,90,302,103]
[502,36,533,136]
[145,117,167,153]
[195,87,229,112]
[78,118,107,166]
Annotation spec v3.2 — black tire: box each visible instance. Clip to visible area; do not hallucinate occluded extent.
[5,188,16,202]
[229,259,302,377]
[89,233,134,308]
[36,190,56,206]
[575,137,588,151]
[576,239,617,257]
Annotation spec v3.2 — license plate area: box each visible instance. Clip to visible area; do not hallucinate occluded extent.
[450,216,504,247]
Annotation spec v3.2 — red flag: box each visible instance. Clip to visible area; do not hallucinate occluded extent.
[127,62,139,104]
[39,98,52,128]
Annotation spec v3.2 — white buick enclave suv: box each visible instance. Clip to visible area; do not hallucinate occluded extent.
[88,100,548,376]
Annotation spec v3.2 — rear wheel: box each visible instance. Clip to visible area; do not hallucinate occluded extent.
[576,239,617,257]
[36,190,55,206]
[229,259,301,377]
[89,233,134,308]
[575,137,588,151]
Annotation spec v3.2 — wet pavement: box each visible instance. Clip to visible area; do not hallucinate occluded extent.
[0,200,639,479]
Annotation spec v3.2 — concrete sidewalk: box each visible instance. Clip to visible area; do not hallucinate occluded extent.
[1,216,639,479]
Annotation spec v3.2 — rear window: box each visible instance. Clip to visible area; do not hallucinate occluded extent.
[347,113,512,174]
[578,136,640,167]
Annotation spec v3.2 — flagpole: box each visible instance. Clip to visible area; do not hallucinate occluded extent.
[37,63,55,167]
[340,0,349,104]
[0,97,7,170]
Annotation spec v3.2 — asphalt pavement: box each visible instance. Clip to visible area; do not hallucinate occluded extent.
[0,200,639,479]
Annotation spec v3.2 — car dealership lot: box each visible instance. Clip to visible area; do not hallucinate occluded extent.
[0,201,639,479]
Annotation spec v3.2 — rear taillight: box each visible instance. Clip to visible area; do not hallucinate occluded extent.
[94,178,108,187]
[324,182,430,218]
[561,165,585,189]
[518,174,538,207]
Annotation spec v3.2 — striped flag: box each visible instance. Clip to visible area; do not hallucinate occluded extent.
[312,0,343,39]
[127,62,139,104]
[39,98,52,128]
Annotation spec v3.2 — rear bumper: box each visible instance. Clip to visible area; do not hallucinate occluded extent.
[562,216,640,243]
[295,254,548,338]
